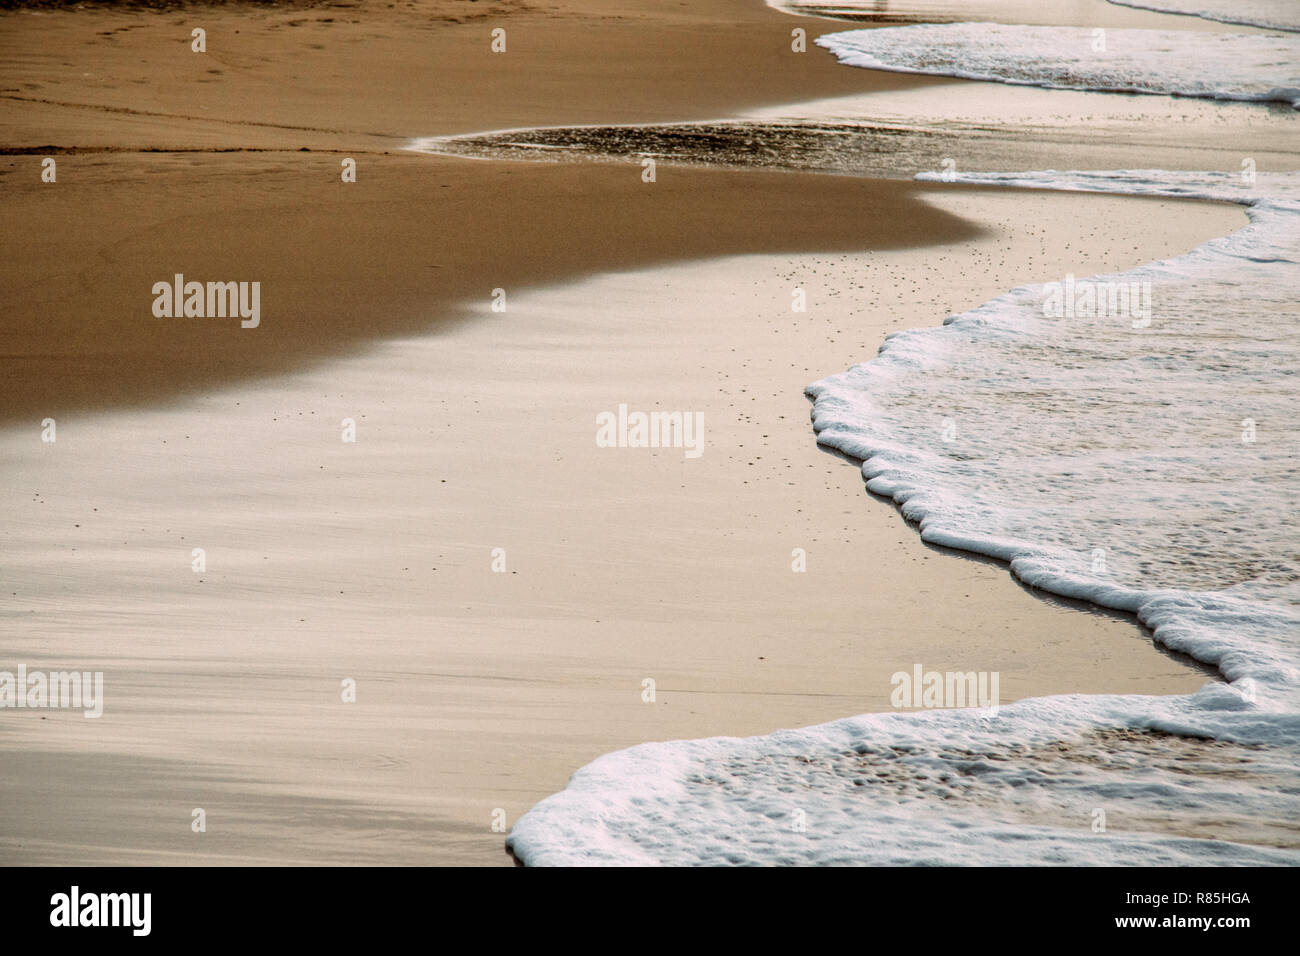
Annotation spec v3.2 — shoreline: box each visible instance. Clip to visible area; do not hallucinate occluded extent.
[0,187,1244,865]
[2,0,1286,426]
[0,0,1274,865]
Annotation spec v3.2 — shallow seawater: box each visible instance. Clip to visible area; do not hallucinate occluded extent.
[769,0,1121,27]
[417,121,966,178]
[769,0,1295,30]
[815,23,1300,109]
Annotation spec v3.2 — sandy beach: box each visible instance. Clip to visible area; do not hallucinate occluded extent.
[0,0,1278,866]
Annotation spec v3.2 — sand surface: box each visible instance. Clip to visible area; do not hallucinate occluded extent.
[0,0,1252,864]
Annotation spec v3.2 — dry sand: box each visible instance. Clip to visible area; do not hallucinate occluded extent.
[0,0,1251,864]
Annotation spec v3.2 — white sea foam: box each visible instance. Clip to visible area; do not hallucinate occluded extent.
[507,170,1300,865]
[769,0,1300,32]
[1107,0,1300,32]
[815,23,1300,108]
[811,168,1300,706]
[510,693,1300,866]
[768,0,1111,26]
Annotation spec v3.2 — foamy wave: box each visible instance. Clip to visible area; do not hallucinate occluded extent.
[811,169,1300,707]
[507,171,1300,866]
[1107,0,1300,32]
[509,692,1300,866]
[769,0,1300,32]
[816,23,1300,108]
